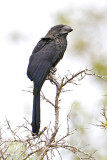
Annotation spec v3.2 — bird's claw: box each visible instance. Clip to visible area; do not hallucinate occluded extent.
[50,67,57,75]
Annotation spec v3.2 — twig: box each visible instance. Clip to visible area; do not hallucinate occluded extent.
[1,68,104,160]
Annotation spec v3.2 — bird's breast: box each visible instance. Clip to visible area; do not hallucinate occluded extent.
[55,38,67,59]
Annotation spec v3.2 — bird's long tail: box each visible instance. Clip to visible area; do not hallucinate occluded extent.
[32,90,40,135]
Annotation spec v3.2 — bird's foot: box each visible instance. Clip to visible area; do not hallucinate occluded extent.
[50,67,57,75]
[46,67,57,80]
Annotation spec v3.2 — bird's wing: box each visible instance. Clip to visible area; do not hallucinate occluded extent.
[32,37,52,54]
[27,39,56,92]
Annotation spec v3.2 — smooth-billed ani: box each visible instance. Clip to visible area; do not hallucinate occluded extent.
[27,24,73,135]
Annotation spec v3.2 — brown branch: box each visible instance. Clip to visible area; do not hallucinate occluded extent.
[1,68,104,160]
[94,106,107,129]
[41,91,55,108]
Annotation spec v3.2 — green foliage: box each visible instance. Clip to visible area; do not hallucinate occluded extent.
[4,141,37,160]
[85,10,106,22]
[73,39,88,53]
[70,100,93,133]
[55,4,107,160]
[8,32,27,42]
[102,96,107,106]
[93,61,107,76]
[6,142,26,159]
[9,32,22,41]
[56,13,70,25]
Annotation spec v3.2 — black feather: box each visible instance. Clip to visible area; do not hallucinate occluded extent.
[27,24,73,135]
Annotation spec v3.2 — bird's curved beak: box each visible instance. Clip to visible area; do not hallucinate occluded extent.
[61,25,73,34]
[64,25,73,32]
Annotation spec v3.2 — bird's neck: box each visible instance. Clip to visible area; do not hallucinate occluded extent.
[55,36,67,58]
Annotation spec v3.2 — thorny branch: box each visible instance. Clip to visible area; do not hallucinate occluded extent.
[94,106,107,129]
[1,68,106,160]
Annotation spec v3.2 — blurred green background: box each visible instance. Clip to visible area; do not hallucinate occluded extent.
[0,0,107,159]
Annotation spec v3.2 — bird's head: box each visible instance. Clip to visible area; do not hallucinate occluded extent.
[45,24,73,39]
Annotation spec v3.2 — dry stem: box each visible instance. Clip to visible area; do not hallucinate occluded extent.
[1,68,104,160]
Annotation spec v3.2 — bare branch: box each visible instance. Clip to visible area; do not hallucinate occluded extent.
[1,68,105,159]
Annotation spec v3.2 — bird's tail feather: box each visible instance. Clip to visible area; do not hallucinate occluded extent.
[32,90,40,135]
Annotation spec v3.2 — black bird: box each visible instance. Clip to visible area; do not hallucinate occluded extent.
[27,24,73,135]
